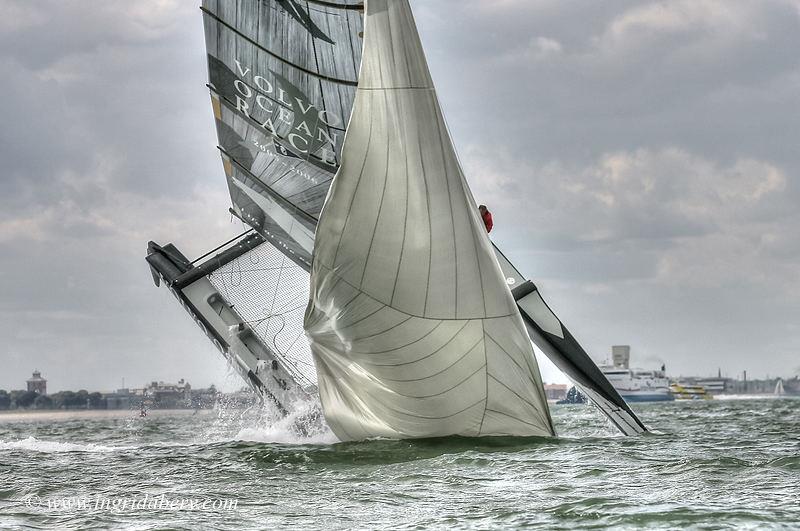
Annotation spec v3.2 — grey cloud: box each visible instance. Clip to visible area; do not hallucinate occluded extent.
[418,0,800,172]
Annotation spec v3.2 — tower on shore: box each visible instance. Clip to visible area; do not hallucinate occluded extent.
[612,345,631,369]
[27,370,47,395]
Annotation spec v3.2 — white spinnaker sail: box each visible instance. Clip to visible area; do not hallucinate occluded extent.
[304,0,555,441]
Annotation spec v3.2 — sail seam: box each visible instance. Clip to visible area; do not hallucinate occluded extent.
[201,7,359,86]
[378,336,482,383]
[359,321,473,368]
[483,408,547,431]
[419,103,433,317]
[398,3,415,88]
[358,90,392,289]
[329,305,388,334]
[317,264,519,321]
[331,91,374,268]
[378,364,486,399]
[477,320,489,435]
[434,98,459,319]
[389,106,410,307]
[487,374,542,417]
[484,333,538,390]
[353,315,414,341]
[352,321,453,358]
[284,178,335,202]
[223,148,320,224]
[358,394,486,421]
[302,0,365,11]
[359,87,433,91]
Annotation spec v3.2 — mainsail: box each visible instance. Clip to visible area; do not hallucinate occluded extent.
[145,0,648,438]
[147,0,366,414]
[202,0,364,266]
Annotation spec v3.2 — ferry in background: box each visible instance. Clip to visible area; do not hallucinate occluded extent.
[600,346,674,402]
[670,382,713,400]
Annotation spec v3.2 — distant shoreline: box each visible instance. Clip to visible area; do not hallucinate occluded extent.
[0,409,220,422]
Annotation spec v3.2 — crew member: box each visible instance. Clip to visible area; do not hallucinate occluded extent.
[478,204,493,233]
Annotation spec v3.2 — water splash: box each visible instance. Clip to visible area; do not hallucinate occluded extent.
[235,399,338,445]
[198,394,338,446]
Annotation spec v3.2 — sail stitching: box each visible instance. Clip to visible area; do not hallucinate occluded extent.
[352,321,456,359]
[358,90,392,289]
[487,374,542,418]
[365,323,483,376]
[317,264,519,321]
[477,320,489,435]
[388,109,410,308]
[484,333,538,390]
[434,99,460,319]
[356,393,486,421]
[418,105,433,317]
[349,315,414,341]
[377,336,482,383]
[378,364,486,399]
[331,90,374,267]
[483,408,547,431]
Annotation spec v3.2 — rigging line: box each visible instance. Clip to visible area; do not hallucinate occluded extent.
[222,148,320,225]
[303,0,364,10]
[190,228,254,265]
[280,331,307,364]
[200,7,358,87]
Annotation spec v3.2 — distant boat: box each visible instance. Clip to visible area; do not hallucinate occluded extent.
[601,366,674,402]
[775,379,786,396]
[557,387,587,405]
[670,383,712,400]
[600,346,673,402]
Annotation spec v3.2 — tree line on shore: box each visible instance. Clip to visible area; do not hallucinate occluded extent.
[0,390,105,410]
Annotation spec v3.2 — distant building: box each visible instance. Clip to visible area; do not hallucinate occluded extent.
[689,378,729,394]
[145,379,192,409]
[103,379,220,410]
[544,384,568,401]
[27,370,47,394]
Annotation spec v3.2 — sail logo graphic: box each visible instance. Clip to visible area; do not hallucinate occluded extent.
[226,58,343,169]
[273,0,335,44]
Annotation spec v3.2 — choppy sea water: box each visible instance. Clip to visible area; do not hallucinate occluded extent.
[1,398,798,530]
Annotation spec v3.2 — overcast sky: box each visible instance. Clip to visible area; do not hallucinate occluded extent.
[1,0,798,393]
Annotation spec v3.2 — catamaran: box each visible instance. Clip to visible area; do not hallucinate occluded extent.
[146,0,648,440]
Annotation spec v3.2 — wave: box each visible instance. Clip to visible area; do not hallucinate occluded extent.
[0,436,136,454]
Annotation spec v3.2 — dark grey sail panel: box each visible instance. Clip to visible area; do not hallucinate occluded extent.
[213,95,339,218]
[202,0,363,265]
[203,0,363,82]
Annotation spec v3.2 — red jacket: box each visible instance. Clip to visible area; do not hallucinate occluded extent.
[482,210,493,233]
